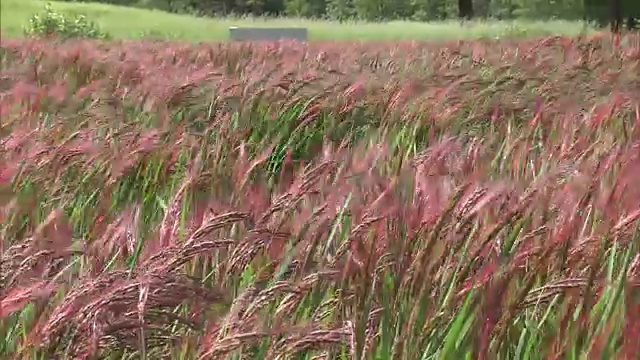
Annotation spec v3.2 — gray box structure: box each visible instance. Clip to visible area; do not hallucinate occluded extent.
[228,27,308,42]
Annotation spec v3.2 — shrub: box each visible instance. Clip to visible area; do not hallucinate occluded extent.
[24,3,110,39]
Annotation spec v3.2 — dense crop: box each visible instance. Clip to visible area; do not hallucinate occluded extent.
[1,35,640,359]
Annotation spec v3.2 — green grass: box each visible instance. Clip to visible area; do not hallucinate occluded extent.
[1,0,596,41]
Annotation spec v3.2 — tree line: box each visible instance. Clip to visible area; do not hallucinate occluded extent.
[57,0,639,25]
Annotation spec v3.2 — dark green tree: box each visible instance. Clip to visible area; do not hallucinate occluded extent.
[327,0,355,20]
[458,0,472,19]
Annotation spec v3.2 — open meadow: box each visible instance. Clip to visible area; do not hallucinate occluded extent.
[0,0,597,41]
[1,32,640,359]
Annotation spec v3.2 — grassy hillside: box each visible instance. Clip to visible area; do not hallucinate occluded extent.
[0,0,595,41]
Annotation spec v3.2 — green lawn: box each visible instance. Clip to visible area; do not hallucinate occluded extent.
[1,0,596,41]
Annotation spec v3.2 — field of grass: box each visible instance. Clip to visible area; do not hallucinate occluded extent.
[1,33,640,358]
[0,0,597,41]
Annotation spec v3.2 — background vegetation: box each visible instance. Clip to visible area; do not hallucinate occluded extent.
[1,0,599,41]
[38,0,592,21]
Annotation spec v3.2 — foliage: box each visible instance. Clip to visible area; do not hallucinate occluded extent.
[584,0,640,26]
[1,34,640,359]
[48,0,615,22]
[23,2,110,39]
[0,0,595,41]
